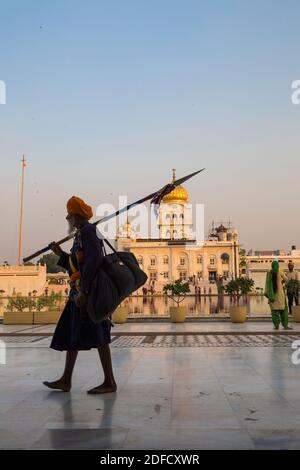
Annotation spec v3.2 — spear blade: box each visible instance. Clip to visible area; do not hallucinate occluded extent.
[173,168,205,187]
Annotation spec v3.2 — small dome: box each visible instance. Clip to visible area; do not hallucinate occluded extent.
[122,222,132,231]
[216,224,227,233]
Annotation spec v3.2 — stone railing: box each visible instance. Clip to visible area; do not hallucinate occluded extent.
[0,265,46,274]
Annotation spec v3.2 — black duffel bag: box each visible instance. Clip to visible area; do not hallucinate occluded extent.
[87,237,148,324]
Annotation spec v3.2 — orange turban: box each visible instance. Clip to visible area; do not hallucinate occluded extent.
[66,196,93,220]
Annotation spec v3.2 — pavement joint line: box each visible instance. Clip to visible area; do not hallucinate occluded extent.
[1,331,300,337]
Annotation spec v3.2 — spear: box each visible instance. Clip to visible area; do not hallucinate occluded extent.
[23,168,205,263]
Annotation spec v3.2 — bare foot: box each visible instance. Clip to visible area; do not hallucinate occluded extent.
[43,380,71,392]
[86,383,117,395]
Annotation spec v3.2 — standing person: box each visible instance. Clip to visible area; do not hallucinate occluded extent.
[286,261,299,314]
[264,260,291,330]
[43,196,117,394]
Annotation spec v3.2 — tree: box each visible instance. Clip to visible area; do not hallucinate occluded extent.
[38,253,66,273]
[224,277,254,305]
[163,279,190,306]
[239,248,247,275]
[35,296,50,312]
[6,296,28,312]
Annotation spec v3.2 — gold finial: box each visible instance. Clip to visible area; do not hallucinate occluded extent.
[172,168,176,183]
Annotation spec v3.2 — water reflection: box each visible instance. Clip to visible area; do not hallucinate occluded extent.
[124,295,270,317]
[0,295,271,319]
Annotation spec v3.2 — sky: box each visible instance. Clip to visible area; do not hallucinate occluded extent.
[0,0,300,264]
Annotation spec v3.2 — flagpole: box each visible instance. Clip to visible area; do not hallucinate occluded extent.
[18,155,26,266]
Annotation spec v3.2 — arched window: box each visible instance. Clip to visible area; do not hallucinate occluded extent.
[197,255,202,264]
[166,230,171,238]
[209,255,216,266]
[163,256,169,265]
[221,253,230,264]
[150,256,156,266]
[137,256,143,265]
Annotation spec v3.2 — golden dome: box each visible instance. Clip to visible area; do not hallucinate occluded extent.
[162,185,189,203]
[162,169,189,203]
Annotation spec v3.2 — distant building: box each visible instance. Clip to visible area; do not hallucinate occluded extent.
[245,246,300,289]
[0,265,46,296]
[116,169,240,293]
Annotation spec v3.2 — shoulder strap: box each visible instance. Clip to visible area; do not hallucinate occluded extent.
[96,228,119,256]
[103,238,118,254]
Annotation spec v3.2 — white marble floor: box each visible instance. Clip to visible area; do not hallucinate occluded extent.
[1,320,300,335]
[1,340,300,449]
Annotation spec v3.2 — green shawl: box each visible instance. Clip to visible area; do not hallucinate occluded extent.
[264,260,279,303]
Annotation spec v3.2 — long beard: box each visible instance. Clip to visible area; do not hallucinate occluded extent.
[67,220,76,234]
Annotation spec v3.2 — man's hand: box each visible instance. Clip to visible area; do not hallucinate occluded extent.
[49,241,63,256]
[74,291,87,307]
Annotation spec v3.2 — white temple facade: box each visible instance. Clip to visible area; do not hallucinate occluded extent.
[116,169,240,293]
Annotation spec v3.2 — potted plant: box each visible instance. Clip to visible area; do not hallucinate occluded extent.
[224,277,254,323]
[112,302,128,324]
[163,279,190,323]
[4,296,34,324]
[34,294,62,324]
[287,279,300,322]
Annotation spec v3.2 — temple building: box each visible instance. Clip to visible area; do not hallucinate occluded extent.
[116,169,240,293]
[245,246,300,289]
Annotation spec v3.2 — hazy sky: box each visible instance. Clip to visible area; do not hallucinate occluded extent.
[0,0,300,264]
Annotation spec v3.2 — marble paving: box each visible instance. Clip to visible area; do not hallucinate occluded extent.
[2,320,300,336]
[1,333,300,348]
[1,334,300,449]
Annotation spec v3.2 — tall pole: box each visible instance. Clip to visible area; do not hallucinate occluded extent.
[233,240,237,279]
[18,155,26,266]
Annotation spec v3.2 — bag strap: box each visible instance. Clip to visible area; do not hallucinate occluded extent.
[102,238,129,267]
[97,228,120,257]
[97,230,135,273]
[102,238,119,255]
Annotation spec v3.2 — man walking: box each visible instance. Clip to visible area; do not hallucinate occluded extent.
[43,196,117,394]
[287,261,299,315]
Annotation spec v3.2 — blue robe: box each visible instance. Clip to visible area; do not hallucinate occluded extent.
[50,222,111,351]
